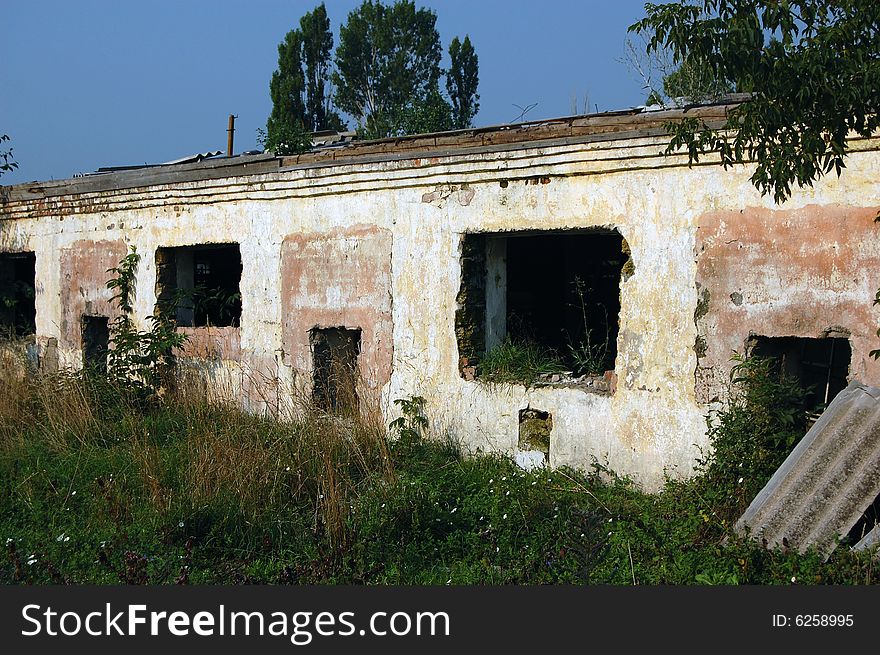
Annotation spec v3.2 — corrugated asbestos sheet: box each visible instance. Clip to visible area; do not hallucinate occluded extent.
[735,381,880,560]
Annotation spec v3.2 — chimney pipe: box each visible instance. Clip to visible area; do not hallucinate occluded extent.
[227,114,236,157]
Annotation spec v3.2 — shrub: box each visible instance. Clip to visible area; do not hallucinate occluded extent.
[105,247,187,399]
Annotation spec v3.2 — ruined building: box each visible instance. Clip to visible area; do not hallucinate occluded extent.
[2,100,879,490]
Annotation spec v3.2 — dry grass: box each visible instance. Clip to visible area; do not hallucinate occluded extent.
[1,351,101,454]
[2,348,396,556]
[159,362,394,551]
[0,346,31,438]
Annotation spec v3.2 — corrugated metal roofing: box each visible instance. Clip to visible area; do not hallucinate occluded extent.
[735,381,880,560]
[93,151,225,173]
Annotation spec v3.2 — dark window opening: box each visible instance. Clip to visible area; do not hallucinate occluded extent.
[747,336,851,413]
[456,230,627,385]
[0,252,36,337]
[845,492,880,548]
[82,315,109,374]
[155,244,242,327]
[311,327,361,413]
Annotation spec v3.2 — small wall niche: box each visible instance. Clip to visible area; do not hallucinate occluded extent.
[311,327,361,413]
[517,408,552,470]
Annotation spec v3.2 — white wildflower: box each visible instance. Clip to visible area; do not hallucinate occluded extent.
[502,513,508,519]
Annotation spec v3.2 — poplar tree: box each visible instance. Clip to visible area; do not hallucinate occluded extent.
[334,0,461,138]
[447,36,480,129]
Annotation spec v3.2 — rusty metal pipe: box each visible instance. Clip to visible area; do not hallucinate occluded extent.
[227,114,236,157]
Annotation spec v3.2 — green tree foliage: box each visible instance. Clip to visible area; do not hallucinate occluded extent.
[334,0,469,138]
[662,55,734,102]
[265,4,346,155]
[0,134,17,176]
[266,28,310,155]
[447,36,480,129]
[300,3,346,133]
[630,0,880,203]
[397,87,454,136]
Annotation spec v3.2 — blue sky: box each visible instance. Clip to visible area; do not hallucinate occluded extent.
[1,1,654,184]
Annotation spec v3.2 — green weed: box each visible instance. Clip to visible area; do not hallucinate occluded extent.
[477,338,566,386]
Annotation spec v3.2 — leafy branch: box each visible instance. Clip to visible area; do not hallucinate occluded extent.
[105,247,188,397]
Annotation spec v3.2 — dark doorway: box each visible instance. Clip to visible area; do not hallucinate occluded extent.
[0,252,36,336]
[82,315,110,374]
[311,327,361,413]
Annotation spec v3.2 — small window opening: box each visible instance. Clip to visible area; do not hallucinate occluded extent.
[155,244,242,327]
[82,315,109,374]
[0,252,36,337]
[747,336,851,414]
[456,229,627,388]
[311,327,361,413]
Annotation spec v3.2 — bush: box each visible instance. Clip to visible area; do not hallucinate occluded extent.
[696,354,809,525]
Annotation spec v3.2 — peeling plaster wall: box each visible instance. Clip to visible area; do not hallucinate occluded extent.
[3,134,880,490]
[58,239,128,368]
[280,224,394,399]
[695,204,880,404]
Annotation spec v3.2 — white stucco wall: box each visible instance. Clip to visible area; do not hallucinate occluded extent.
[3,132,880,490]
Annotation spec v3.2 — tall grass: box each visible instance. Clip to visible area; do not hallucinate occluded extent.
[1,359,393,578]
[2,352,877,585]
